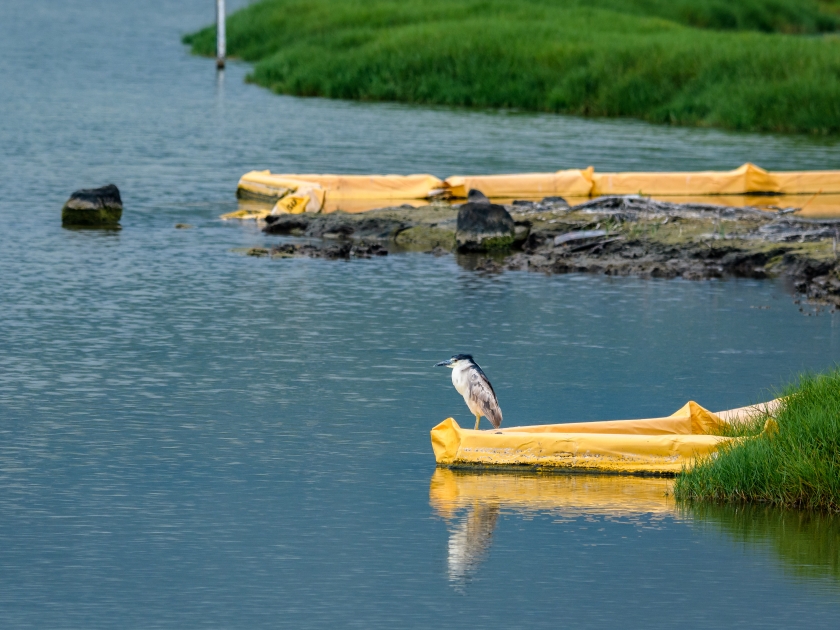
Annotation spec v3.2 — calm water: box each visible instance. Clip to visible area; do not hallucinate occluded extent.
[2,1,840,627]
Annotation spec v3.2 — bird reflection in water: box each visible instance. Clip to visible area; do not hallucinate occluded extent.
[445,501,501,584]
[430,467,677,587]
[431,468,840,592]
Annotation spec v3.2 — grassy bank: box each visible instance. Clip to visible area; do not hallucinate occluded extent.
[674,368,840,512]
[184,0,840,134]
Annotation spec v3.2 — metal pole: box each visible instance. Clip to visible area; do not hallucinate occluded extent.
[216,0,226,69]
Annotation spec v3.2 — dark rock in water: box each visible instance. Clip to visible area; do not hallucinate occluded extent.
[351,242,388,258]
[456,202,516,251]
[263,212,406,241]
[268,240,387,260]
[323,242,352,259]
[62,184,122,227]
[467,189,490,204]
[541,196,569,208]
[263,213,312,235]
[344,217,405,240]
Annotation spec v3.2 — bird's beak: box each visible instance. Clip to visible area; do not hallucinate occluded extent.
[434,359,453,367]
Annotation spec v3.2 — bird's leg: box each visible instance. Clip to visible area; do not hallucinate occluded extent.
[474,414,481,430]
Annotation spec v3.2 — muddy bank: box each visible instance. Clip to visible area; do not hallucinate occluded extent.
[260,197,840,305]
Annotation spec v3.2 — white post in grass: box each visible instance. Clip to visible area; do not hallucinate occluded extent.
[216,0,226,69]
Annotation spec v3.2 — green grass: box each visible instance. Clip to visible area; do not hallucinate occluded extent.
[674,367,840,512]
[184,0,840,135]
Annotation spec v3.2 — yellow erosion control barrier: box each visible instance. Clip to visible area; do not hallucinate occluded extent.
[229,164,840,219]
[237,171,443,202]
[444,163,840,198]
[591,163,840,196]
[444,169,594,199]
[272,174,445,200]
[229,171,444,219]
[430,401,775,474]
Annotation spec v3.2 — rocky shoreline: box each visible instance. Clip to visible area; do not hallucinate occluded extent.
[254,196,840,305]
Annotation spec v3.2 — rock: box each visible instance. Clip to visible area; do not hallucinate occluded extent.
[264,212,406,240]
[248,195,840,308]
[347,217,407,240]
[61,184,122,227]
[351,242,388,257]
[269,243,300,258]
[467,189,490,204]
[263,214,312,235]
[554,230,608,246]
[268,241,365,260]
[323,242,352,259]
[456,202,516,252]
[755,219,839,242]
[514,222,531,242]
[394,225,456,250]
[541,196,569,208]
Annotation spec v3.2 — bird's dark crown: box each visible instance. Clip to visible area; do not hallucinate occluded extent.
[451,353,474,362]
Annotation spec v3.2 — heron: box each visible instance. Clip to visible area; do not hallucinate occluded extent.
[434,354,502,430]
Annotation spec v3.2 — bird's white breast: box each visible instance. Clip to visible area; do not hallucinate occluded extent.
[451,364,470,397]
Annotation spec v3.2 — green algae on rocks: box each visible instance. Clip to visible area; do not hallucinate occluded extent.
[61,184,123,228]
[185,0,840,135]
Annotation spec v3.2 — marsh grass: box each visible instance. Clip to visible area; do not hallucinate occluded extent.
[674,367,840,512]
[184,0,840,134]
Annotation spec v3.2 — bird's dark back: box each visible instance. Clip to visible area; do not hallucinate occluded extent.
[470,360,497,399]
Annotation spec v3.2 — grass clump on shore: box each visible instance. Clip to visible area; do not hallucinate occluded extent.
[184,0,840,134]
[675,368,840,512]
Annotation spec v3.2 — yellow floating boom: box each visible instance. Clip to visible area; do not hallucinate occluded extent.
[430,400,779,474]
[234,164,840,216]
[588,163,840,197]
[443,168,594,199]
